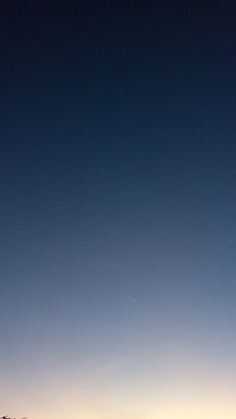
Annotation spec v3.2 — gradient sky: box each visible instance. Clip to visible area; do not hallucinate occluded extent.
[1,1,236,418]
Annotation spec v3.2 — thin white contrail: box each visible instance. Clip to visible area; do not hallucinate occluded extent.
[125,295,138,304]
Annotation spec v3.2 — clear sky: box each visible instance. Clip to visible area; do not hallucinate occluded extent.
[1,1,236,418]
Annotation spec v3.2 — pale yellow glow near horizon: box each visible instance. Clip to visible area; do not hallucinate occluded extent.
[2,349,236,419]
[4,378,236,419]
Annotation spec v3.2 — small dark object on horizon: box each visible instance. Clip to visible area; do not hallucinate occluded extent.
[1,416,27,419]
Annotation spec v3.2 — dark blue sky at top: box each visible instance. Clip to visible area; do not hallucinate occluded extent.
[0,0,236,372]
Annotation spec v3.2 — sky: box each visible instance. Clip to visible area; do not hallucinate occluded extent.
[0,1,236,418]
